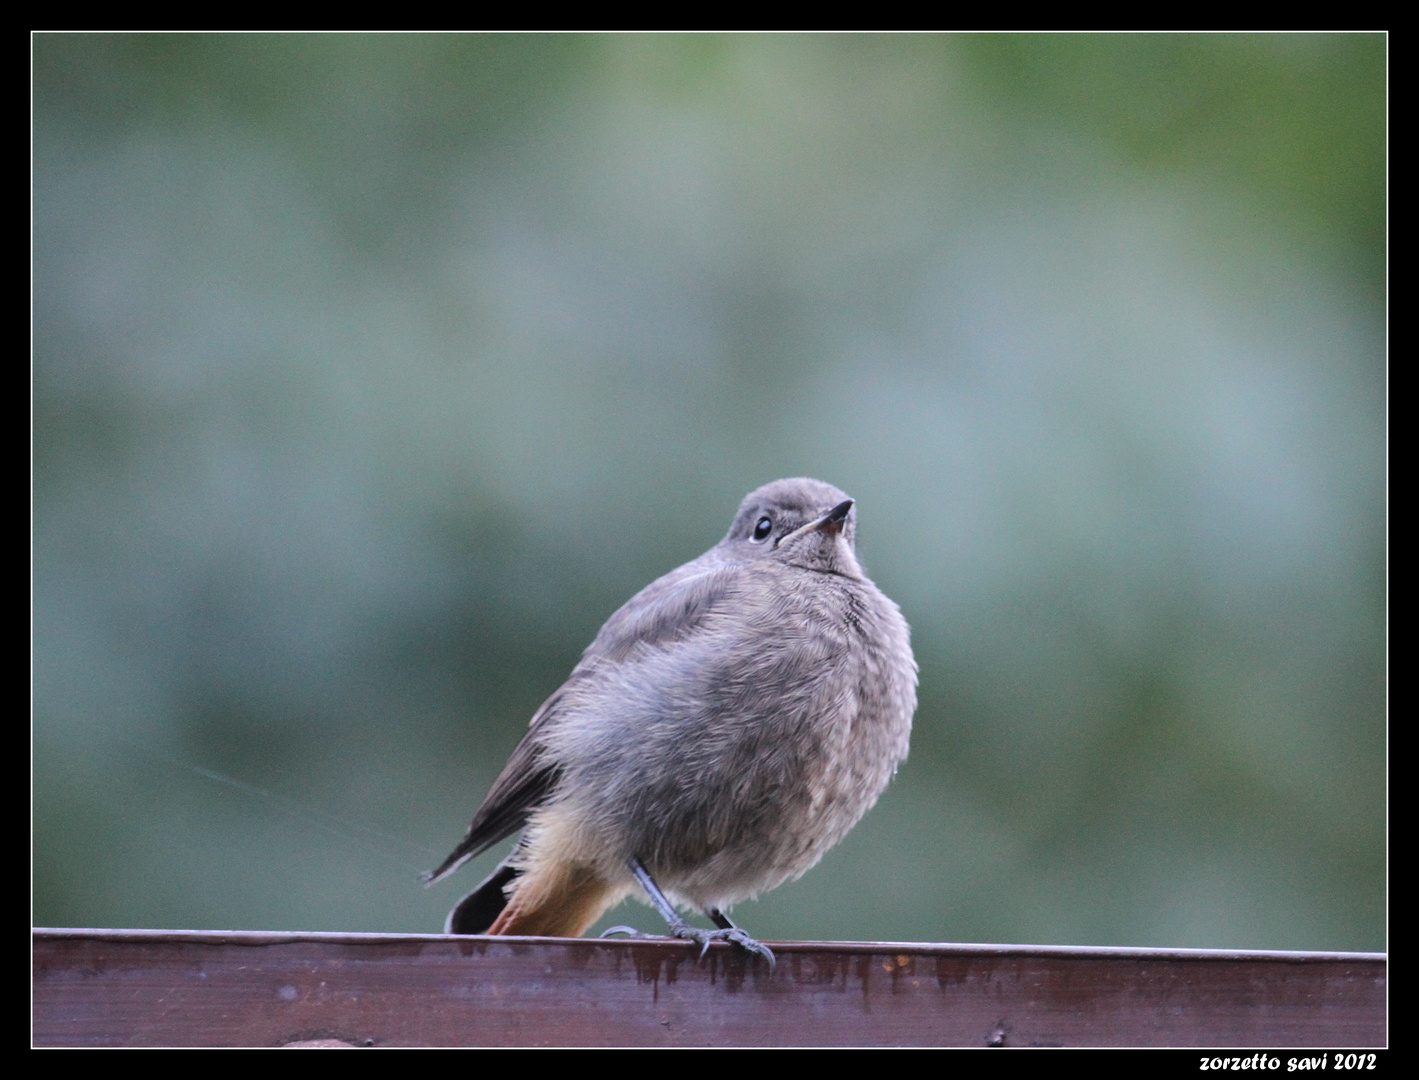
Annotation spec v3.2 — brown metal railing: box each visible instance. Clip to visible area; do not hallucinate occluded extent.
[32,928,1386,1047]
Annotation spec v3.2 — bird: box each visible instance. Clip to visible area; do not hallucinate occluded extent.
[425,477,917,965]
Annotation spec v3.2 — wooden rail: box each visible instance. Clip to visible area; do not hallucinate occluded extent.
[32,928,1385,1047]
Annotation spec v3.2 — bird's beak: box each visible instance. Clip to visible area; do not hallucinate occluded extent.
[775,499,854,548]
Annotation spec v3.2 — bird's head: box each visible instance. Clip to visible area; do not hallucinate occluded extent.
[722,477,862,578]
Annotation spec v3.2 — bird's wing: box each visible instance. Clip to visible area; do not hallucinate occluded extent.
[423,686,569,884]
[426,558,739,885]
[577,557,738,665]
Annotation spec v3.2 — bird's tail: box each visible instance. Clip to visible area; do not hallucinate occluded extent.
[445,861,520,935]
[446,855,627,938]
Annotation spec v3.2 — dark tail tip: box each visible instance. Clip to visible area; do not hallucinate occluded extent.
[446,863,520,935]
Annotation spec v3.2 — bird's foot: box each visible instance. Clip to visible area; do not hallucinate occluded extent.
[600,922,774,969]
[620,857,774,968]
[600,925,665,939]
[672,924,776,969]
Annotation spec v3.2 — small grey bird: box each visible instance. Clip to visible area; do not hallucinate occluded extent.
[426,478,917,964]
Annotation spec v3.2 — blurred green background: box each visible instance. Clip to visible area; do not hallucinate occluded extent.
[33,33,1385,950]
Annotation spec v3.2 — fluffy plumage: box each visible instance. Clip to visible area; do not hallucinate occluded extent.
[428,478,917,941]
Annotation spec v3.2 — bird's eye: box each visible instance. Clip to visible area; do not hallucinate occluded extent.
[751,516,773,542]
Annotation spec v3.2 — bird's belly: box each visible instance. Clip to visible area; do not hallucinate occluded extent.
[636,657,911,909]
[547,585,915,912]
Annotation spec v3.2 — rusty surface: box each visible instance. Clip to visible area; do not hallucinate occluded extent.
[32,929,1386,1048]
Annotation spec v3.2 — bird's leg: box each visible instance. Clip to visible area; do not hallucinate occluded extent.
[601,857,774,969]
[597,857,693,942]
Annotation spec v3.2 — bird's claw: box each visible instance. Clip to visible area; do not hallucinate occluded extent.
[600,924,663,939]
[673,925,776,970]
[602,922,774,969]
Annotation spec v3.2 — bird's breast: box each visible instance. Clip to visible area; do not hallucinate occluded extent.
[542,566,915,907]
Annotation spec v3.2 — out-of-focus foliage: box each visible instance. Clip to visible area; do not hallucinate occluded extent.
[33,34,1384,949]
